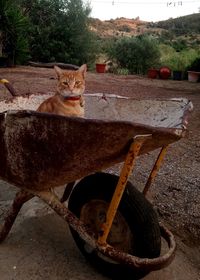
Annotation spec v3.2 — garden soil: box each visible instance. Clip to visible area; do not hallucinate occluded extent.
[0,66,199,280]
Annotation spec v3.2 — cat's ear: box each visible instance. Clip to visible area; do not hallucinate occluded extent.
[78,64,87,78]
[54,66,62,78]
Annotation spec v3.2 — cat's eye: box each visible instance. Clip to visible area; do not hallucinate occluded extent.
[75,81,81,86]
[63,81,68,85]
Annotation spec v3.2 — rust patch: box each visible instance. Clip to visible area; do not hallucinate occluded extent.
[0,110,182,191]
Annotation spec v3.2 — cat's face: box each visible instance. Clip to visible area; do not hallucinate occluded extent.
[54,64,87,98]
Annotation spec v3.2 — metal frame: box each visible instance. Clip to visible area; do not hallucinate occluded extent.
[0,134,176,271]
[98,134,152,245]
[0,78,16,96]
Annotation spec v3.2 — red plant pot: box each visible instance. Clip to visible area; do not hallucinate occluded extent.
[159,67,171,79]
[148,69,158,79]
[96,63,106,73]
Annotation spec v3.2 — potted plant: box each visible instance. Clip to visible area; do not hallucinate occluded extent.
[95,54,107,73]
[187,57,200,82]
[159,66,172,79]
[171,54,186,81]
[147,68,159,79]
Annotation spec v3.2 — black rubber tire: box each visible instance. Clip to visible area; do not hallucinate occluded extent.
[68,172,161,279]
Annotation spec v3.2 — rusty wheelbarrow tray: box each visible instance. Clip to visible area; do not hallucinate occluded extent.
[0,93,193,278]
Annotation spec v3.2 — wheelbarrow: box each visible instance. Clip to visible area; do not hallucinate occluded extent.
[0,93,193,279]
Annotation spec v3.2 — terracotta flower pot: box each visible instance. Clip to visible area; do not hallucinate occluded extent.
[96,63,106,73]
[187,71,200,82]
[159,67,171,80]
[147,69,158,79]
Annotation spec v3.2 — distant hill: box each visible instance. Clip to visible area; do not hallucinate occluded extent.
[152,13,200,35]
[89,13,200,38]
[89,17,152,38]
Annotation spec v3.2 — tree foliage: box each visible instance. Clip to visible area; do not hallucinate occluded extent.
[187,57,200,72]
[108,35,160,74]
[0,0,98,66]
[19,0,97,65]
[0,0,29,64]
[159,44,200,71]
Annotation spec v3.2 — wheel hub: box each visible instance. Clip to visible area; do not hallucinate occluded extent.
[80,199,133,253]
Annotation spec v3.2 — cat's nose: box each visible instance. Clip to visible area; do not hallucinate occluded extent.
[69,85,74,92]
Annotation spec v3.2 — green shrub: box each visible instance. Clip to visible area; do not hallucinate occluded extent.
[116,68,129,75]
[187,57,200,71]
[160,44,199,71]
[108,35,161,74]
[20,0,98,65]
[0,0,29,65]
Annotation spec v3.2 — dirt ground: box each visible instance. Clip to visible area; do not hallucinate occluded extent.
[0,66,199,280]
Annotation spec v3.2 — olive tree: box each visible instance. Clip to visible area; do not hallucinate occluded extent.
[109,35,161,74]
[0,0,29,65]
[20,0,97,65]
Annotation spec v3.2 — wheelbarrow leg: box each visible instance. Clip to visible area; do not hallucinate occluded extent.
[0,78,17,96]
[32,189,96,248]
[143,145,168,196]
[98,134,152,245]
[0,190,33,242]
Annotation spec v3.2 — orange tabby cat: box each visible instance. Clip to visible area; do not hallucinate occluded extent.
[37,64,87,117]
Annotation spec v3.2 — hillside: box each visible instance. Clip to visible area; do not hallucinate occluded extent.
[89,17,161,38]
[89,13,200,38]
[153,13,200,35]
[88,17,145,37]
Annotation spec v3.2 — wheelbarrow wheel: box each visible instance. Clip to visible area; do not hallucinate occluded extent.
[68,172,161,279]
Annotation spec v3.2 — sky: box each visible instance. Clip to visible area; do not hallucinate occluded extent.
[83,0,200,22]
